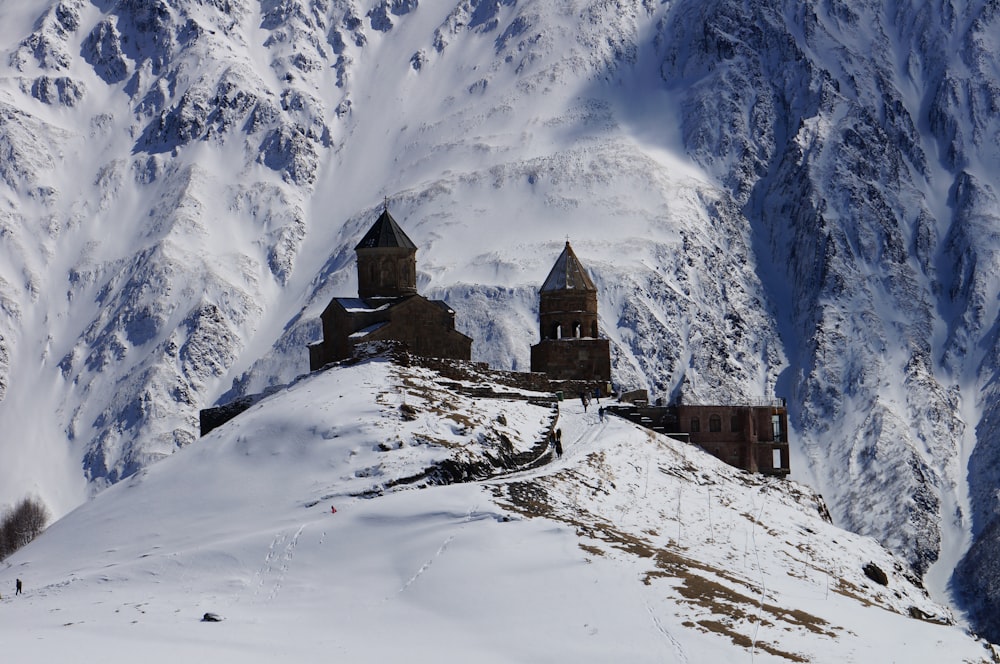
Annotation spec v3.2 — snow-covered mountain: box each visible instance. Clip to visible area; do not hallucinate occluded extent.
[2,0,1000,643]
[1,354,994,662]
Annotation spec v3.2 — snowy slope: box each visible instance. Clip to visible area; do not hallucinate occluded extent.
[2,0,1000,642]
[0,356,992,662]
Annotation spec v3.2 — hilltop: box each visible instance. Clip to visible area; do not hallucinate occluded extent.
[0,354,992,662]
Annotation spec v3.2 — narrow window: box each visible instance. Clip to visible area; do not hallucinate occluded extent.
[709,414,722,432]
[731,415,741,433]
[772,448,782,469]
[772,415,782,440]
[690,417,700,432]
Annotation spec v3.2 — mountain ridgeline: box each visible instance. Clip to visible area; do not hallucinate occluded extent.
[2,0,1000,641]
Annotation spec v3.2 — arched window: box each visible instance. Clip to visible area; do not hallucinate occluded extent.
[709,414,722,432]
[690,417,700,432]
[573,321,582,338]
[553,323,562,340]
[590,321,598,338]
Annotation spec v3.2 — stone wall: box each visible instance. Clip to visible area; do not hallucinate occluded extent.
[367,297,471,361]
[530,338,611,382]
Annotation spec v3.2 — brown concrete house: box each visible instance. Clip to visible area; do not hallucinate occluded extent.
[308,206,472,370]
[530,241,611,383]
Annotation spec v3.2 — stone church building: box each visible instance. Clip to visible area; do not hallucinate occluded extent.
[530,241,611,383]
[307,207,472,370]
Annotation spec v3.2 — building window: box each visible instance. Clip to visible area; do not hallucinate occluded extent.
[731,415,742,432]
[709,414,722,432]
[690,417,700,432]
[591,321,598,338]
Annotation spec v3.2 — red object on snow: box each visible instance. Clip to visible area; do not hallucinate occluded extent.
[330,506,337,514]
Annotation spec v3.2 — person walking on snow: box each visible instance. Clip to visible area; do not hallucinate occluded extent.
[15,579,22,595]
[554,429,563,457]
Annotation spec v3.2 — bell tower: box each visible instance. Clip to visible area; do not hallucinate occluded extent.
[537,241,600,341]
[530,241,611,383]
[355,205,417,299]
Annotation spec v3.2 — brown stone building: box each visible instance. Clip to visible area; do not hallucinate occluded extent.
[610,400,790,476]
[530,242,611,383]
[308,207,472,370]
[675,402,790,475]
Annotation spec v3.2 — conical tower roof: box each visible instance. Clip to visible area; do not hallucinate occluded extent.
[540,241,597,292]
[355,207,417,251]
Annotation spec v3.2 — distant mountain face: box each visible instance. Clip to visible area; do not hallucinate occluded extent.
[2,0,1000,638]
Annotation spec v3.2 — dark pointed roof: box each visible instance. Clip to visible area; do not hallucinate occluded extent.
[540,241,597,292]
[355,207,417,251]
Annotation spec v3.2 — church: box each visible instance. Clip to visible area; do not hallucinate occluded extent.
[307,206,472,370]
[250,208,790,476]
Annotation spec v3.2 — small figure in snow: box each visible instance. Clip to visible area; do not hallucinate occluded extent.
[599,407,605,422]
[330,505,338,514]
[580,392,588,412]
[594,386,601,403]
[554,429,563,457]
[15,579,22,595]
